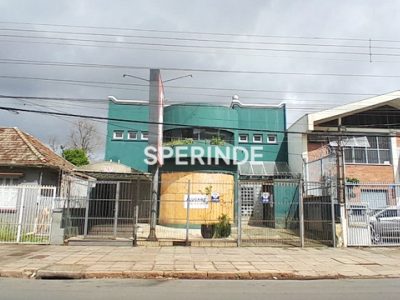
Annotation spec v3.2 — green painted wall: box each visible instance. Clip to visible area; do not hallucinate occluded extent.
[105,101,288,173]
[273,180,299,229]
[164,104,237,131]
[233,104,288,162]
[105,102,150,172]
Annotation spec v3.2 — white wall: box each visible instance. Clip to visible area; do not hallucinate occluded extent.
[287,115,309,178]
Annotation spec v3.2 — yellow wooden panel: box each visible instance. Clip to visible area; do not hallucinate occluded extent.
[159,172,234,225]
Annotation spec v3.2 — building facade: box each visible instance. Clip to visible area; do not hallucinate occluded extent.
[288,91,400,184]
[105,97,290,227]
[105,97,289,176]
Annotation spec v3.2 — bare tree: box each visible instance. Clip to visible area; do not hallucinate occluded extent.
[47,135,61,154]
[68,120,100,157]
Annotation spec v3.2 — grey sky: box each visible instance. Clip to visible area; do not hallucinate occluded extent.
[0,0,399,159]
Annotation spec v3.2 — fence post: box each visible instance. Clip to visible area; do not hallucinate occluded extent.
[48,187,57,244]
[132,179,140,247]
[83,182,91,238]
[113,182,120,239]
[185,180,191,246]
[299,179,305,248]
[237,179,242,247]
[16,187,26,243]
[330,181,337,247]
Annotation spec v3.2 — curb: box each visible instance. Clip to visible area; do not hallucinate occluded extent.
[2,269,400,280]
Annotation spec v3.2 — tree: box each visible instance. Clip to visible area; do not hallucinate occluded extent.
[47,135,61,154]
[68,120,100,157]
[62,149,89,166]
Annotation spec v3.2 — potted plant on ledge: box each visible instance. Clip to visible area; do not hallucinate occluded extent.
[214,213,231,238]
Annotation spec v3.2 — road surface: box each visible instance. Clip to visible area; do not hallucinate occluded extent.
[0,278,399,300]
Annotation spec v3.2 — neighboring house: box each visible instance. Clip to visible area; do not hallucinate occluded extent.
[0,127,75,186]
[288,91,400,184]
[105,97,291,226]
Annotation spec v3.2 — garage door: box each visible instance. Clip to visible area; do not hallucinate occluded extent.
[361,190,388,209]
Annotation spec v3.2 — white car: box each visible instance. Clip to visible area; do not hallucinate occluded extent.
[369,206,400,244]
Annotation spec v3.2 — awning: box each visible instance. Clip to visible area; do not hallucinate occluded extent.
[238,161,291,176]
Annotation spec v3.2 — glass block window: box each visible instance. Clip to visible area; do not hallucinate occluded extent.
[240,186,254,216]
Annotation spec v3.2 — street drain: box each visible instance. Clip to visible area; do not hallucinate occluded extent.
[172,241,191,246]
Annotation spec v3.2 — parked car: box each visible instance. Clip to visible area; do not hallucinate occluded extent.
[369,206,400,244]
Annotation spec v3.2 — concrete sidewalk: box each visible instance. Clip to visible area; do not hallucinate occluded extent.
[0,245,400,280]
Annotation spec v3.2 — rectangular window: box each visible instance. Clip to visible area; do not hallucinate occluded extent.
[127,131,138,140]
[141,131,149,140]
[344,136,391,165]
[267,134,277,144]
[253,134,263,143]
[239,134,248,143]
[113,130,124,140]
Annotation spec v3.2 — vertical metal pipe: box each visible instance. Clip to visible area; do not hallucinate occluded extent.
[185,180,191,246]
[113,182,120,239]
[133,179,140,246]
[83,181,91,238]
[330,181,337,248]
[16,187,26,243]
[147,167,159,241]
[299,179,305,248]
[237,179,242,247]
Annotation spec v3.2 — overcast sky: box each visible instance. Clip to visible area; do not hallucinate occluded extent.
[0,0,400,159]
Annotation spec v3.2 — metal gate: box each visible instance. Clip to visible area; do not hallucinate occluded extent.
[238,179,302,246]
[63,180,152,239]
[0,185,56,244]
[238,179,336,247]
[346,183,400,246]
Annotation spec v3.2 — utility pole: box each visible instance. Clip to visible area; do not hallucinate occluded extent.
[123,70,192,241]
[147,69,162,241]
[336,124,347,247]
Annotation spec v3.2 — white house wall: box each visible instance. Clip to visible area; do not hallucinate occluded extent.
[288,115,309,178]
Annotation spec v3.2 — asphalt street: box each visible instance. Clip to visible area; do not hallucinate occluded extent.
[0,278,399,300]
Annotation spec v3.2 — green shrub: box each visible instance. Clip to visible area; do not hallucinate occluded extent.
[214,214,231,238]
[210,136,225,146]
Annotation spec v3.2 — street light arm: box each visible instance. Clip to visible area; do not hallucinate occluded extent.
[122,74,149,82]
[163,74,193,83]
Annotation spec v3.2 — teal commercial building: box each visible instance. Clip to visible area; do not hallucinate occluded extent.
[105,96,294,229]
[105,97,289,174]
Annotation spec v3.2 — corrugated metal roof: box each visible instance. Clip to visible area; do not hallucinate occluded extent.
[238,161,291,176]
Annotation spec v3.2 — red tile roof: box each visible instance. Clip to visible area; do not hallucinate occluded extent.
[0,127,74,171]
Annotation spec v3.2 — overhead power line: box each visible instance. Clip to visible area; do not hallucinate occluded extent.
[0,33,382,57]
[2,20,400,43]
[3,27,400,51]
[2,61,400,80]
[0,105,397,137]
